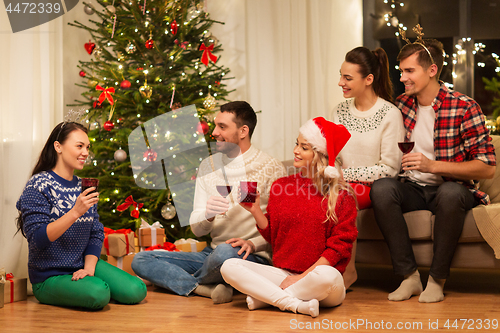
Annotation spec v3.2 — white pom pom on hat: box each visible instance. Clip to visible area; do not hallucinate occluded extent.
[299,117,351,178]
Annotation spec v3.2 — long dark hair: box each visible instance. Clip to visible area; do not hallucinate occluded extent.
[345,46,394,104]
[16,122,89,237]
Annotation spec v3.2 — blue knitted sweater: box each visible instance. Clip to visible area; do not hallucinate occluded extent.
[16,170,104,284]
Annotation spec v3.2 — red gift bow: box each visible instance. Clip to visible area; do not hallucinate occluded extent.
[102,227,134,255]
[96,85,115,105]
[6,273,14,303]
[199,43,218,66]
[144,242,179,252]
[117,195,143,218]
[174,39,188,50]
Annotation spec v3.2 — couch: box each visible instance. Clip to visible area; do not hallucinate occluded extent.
[282,135,500,269]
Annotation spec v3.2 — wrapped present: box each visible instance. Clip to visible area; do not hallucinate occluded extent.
[138,219,165,247]
[144,242,179,252]
[2,271,27,304]
[0,268,5,308]
[107,253,136,276]
[102,227,135,257]
[174,238,208,252]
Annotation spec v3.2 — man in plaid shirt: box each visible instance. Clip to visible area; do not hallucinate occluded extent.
[370,38,496,303]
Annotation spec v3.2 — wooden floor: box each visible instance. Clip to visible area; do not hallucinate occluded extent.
[1,265,499,332]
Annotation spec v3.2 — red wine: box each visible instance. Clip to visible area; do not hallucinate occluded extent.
[398,142,415,154]
[216,185,232,197]
[240,181,257,203]
[82,178,99,194]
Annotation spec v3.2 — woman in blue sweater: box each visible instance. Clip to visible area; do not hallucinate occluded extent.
[16,121,146,309]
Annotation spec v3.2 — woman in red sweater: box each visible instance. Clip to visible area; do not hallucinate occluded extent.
[221,117,358,317]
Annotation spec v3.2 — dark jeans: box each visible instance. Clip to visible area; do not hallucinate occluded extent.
[370,178,478,279]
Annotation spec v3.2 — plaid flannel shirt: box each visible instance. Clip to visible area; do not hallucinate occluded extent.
[396,82,496,205]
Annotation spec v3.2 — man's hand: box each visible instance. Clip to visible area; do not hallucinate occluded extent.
[205,196,229,220]
[402,152,435,173]
[226,238,255,260]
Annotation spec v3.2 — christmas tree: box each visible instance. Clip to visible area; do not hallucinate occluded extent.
[483,57,500,135]
[69,0,232,240]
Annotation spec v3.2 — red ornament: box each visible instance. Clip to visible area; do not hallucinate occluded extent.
[145,39,154,49]
[136,67,144,71]
[79,70,86,77]
[196,121,210,135]
[84,40,96,54]
[215,81,221,86]
[103,120,115,131]
[120,80,131,89]
[143,148,157,162]
[93,101,102,109]
[170,20,178,35]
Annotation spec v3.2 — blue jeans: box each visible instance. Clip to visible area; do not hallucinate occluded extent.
[131,243,269,296]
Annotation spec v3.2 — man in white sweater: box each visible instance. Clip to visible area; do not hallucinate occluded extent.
[132,101,287,303]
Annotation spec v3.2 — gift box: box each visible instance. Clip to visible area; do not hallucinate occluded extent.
[138,220,165,247]
[102,228,135,257]
[107,253,136,276]
[174,238,207,252]
[2,272,27,304]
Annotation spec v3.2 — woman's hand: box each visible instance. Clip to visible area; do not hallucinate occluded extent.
[71,188,99,218]
[239,191,262,216]
[71,268,94,281]
[226,238,255,260]
[279,274,303,290]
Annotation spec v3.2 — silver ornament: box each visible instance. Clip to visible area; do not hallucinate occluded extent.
[161,202,176,219]
[106,5,116,14]
[84,5,94,15]
[114,149,127,162]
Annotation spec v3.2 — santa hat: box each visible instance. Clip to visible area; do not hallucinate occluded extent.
[299,117,351,178]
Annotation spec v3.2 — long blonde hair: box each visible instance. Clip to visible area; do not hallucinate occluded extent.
[310,149,356,223]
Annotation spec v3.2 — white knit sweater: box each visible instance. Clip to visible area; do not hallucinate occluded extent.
[189,145,287,260]
[331,97,404,183]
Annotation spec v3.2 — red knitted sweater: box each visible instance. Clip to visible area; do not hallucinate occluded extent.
[259,173,358,274]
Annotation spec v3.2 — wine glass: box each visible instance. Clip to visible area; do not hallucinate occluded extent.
[398,141,415,177]
[216,184,232,217]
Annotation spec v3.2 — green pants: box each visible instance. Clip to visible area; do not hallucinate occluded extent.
[32,259,147,310]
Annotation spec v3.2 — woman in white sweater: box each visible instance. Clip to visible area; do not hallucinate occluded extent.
[331,46,404,288]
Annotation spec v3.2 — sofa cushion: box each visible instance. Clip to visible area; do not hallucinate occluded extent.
[479,135,500,204]
[357,209,433,241]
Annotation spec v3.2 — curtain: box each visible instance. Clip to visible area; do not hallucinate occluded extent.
[0,9,63,280]
[208,0,363,161]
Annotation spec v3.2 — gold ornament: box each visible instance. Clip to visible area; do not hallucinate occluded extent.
[87,79,98,88]
[140,84,153,98]
[116,52,125,61]
[203,93,216,110]
[496,116,500,129]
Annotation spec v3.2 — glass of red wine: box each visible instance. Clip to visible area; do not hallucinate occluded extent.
[398,141,415,177]
[216,184,232,217]
[81,178,99,194]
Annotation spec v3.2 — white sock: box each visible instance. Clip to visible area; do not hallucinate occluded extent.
[388,270,423,301]
[246,295,270,310]
[296,299,320,318]
[419,276,445,303]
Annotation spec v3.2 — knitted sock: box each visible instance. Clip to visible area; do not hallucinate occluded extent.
[193,284,215,298]
[388,270,423,301]
[419,276,445,303]
[246,295,270,310]
[211,284,233,304]
[296,299,320,318]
